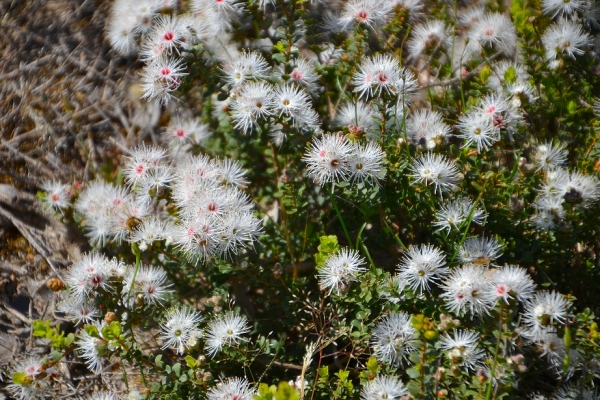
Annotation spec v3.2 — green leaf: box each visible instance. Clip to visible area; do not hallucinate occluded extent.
[32,320,49,337]
[318,366,329,379]
[85,324,100,338]
[109,321,122,338]
[185,355,197,368]
[504,66,517,84]
[407,381,421,396]
[173,363,181,377]
[12,371,27,385]
[66,333,75,346]
[52,350,62,362]
[406,366,421,379]
[272,53,286,65]
[274,382,300,400]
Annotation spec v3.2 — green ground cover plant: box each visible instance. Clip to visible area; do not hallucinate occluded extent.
[6,0,600,398]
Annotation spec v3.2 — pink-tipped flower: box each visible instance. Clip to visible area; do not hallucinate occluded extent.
[140,56,187,105]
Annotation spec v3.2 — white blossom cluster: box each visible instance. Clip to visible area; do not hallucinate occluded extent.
[303,133,386,186]
[71,145,262,262]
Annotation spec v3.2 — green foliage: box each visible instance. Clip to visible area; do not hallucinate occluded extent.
[33,319,75,350]
[24,0,600,398]
[255,382,301,400]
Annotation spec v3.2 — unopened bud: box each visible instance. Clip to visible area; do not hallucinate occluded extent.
[104,312,118,324]
[135,293,145,307]
[273,263,283,279]
[477,368,486,383]
[434,367,445,381]
[46,277,65,291]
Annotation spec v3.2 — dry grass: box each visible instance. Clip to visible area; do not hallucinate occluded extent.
[0,0,159,396]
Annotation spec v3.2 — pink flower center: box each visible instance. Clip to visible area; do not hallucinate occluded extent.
[486,105,496,114]
[135,164,145,175]
[207,202,218,212]
[318,149,327,158]
[496,285,507,296]
[112,198,123,206]
[484,28,495,38]
[160,68,172,77]
[357,10,368,22]
[51,193,61,203]
[176,128,186,138]
[90,274,103,287]
[26,365,37,375]
[377,73,388,83]
[187,227,195,237]
[163,31,175,42]
[146,285,156,296]
[291,70,303,80]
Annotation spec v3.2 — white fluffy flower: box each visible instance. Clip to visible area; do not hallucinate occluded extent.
[409,153,460,196]
[338,0,394,31]
[407,109,451,149]
[468,12,517,56]
[205,312,251,357]
[542,21,590,61]
[440,330,485,371]
[317,248,366,296]
[457,236,503,266]
[371,312,415,366]
[207,377,256,400]
[41,180,71,212]
[433,196,486,233]
[303,133,354,185]
[397,244,448,294]
[360,375,408,400]
[522,291,571,334]
[160,307,203,354]
[535,141,568,171]
[348,142,385,186]
[441,264,495,317]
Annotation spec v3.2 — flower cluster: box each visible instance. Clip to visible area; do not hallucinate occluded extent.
[303,133,385,186]
[38,0,600,397]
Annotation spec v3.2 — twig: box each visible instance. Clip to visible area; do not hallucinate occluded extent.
[0,140,53,177]
[1,301,33,325]
[0,262,29,276]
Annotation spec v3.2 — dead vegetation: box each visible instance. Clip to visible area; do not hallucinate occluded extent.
[0,0,159,396]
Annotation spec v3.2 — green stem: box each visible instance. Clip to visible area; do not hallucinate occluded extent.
[270,144,298,275]
[356,223,375,268]
[449,182,487,264]
[127,244,142,300]
[485,306,504,400]
[328,183,354,249]
[381,215,408,251]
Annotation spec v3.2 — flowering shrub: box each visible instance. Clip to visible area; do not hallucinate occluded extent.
[11,0,600,399]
